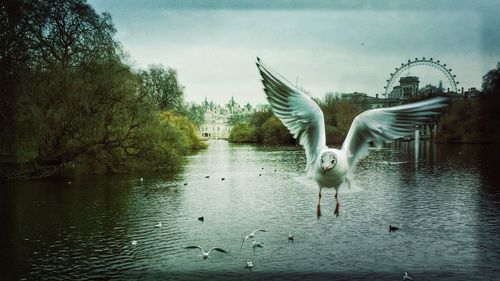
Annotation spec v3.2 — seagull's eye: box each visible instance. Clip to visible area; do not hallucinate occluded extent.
[331,160,335,164]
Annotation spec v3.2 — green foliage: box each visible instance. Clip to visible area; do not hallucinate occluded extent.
[227,93,365,146]
[227,111,248,126]
[184,102,206,128]
[249,111,273,142]
[138,65,185,113]
[437,100,482,143]
[0,0,205,178]
[228,123,257,143]
[437,65,500,143]
[261,116,295,144]
[316,93,366,144]
[160,111,208,150]
[482,66,500,95]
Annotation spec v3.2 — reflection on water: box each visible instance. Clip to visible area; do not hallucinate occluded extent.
[1,140,500,280]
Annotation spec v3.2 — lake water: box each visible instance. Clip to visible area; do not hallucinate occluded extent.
[1,140,500,280]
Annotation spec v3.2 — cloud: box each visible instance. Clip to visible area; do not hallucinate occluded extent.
[89,0,498,104]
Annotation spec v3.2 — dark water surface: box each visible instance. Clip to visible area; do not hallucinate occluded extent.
[1,140,500,280]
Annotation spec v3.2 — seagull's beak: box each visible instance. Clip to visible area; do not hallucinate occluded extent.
[323,166,331,175]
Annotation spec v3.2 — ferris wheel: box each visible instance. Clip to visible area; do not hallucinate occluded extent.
[383,57,459,97]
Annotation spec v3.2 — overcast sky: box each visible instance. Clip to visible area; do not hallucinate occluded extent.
[88,0,499,105]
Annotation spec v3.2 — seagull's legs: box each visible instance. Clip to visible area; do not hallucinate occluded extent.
[317,187,322,218]
[346,176,353,189]
[334,191,340,217]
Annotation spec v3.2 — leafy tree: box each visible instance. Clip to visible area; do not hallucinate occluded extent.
[317,92,365,144]
[228,111,249,126]
[228,123,257,143]
[184,102,206,127]
[0,0,206,178]
[482,65,500,95]
[437,65,500,143]
[261,116,295,144]
[139,64,185,113]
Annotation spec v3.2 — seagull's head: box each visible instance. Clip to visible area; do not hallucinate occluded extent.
[320,151,337,174]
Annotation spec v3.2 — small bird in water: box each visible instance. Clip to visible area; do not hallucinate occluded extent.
[288,234,294,242]
[252,241,264,249]
[140,177,143,182]
[241,229,267,248]
[221,177,225,181]
[184,182,188,186]
[256,58,448,218]
[155,222,162,228]
[245,260,254,269]
[389,225,399,232]
[198,216,204,222]
[205,175,209,178]
[131,240,137,246]
[184,246,228,259]
[402,272,414,280]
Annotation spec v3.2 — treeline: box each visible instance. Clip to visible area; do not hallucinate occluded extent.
[0,0,205,179]
[229,94,367,145]
[437,66,500,143]
[231,64,500,146]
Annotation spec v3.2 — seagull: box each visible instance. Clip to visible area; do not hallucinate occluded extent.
[155,222,162,228]
[256,57,448,218]
[288,234,294,242]
[184,246,228,259]
[252,241,264,248]
[402,272,414,280]
[245,260,254,268]
[131,240,137,246]
[241,229,267,248]
[389,225,399,232]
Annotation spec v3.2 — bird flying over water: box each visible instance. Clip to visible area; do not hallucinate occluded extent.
[241,229,267,248]
[252,241,264,248]
[184,246,228,259]
[256,57,447,218]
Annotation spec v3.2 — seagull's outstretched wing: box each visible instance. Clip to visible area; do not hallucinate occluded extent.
[184,245,203,252]
[341,97,447,169]
[251,229,266,235]
[208,247,228,254]
[241,236,249,248]
[256,58,327,175]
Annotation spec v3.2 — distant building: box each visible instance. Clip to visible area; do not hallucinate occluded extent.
[399,76,420,99]
[464,87,481,99]
[199,105,231,139]
[390,85,401,99]
[198,97,255,139]
[341,92,367,100]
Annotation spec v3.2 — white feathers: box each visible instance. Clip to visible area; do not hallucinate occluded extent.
[184,245,228,259]
[241,229,267,248]
[256,57,447,177]
[256,58,327,176]
[342,97,447,169]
